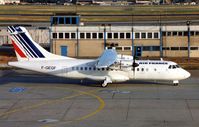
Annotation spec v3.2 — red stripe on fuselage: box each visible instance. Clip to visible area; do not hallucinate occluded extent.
[11,39,26,58]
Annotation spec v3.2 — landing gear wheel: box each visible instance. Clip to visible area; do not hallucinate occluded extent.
[173,80,179,86]
[173,83,179,86]
[102,83,108,87]
[101,76,112,88]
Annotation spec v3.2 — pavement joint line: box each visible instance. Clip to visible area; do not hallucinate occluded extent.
[125,96,131,121]
[1,99,20,119]
[60,94,76,121]
[0,87,94,118]
[0,86,105,127]
[185,99,194,121]
[42,88,105,127]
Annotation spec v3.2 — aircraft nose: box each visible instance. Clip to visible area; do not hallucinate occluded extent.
[184,71,191,79]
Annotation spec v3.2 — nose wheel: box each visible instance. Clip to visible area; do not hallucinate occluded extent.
[102,77,112,87]
[173,80,179,86]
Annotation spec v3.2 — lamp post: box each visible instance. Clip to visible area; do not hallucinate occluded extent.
[187,21,190,60]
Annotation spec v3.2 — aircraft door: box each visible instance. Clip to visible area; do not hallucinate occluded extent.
[62,66,69,77]
[135,46,142,57]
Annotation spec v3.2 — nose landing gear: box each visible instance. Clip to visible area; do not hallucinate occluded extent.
[173,80,179,86]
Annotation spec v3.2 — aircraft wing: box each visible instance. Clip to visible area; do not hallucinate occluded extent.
[96,49,117,68]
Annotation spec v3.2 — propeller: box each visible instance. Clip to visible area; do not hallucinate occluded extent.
[132,50,139,78]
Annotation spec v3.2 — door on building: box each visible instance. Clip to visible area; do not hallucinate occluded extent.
[61,46,68,56]
[135,46,142,57]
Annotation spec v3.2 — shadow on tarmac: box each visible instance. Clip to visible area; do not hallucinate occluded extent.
[0,69,172,87]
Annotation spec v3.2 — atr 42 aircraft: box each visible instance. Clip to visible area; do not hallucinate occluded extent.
[8,26,191,87]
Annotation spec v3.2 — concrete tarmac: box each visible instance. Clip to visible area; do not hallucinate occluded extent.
[0,69,199,127]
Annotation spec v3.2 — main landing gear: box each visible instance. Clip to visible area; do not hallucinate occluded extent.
[102,77,112,87]
[173,80,179,86]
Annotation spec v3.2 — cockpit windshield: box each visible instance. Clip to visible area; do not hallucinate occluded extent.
[168,65,180,69]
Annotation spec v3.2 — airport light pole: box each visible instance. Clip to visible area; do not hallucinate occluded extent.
[103,25,106,49]
[187,21,190,60]
[131,27,134,56]
[76,27,79,57]
[131,7,134,56]
[159,13,163,58]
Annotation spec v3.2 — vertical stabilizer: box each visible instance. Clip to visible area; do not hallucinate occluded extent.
[8,26,71,61]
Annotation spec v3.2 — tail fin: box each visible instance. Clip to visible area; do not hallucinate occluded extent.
[8,26,70,61]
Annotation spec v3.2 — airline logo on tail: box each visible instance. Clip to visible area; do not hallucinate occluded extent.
[8,26,45,58]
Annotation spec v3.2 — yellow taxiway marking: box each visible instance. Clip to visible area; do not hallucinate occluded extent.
[0,86,105,127]
[43,89,105,127]
[75,90,105,121]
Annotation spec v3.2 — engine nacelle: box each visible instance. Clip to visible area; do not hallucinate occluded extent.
[109,73,129,82]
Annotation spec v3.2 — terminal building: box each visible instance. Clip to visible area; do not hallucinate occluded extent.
[50,15,199,58]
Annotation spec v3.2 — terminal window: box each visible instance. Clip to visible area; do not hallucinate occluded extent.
[52,17,58,25]
[191,31,195,36]
[65,33,69,38]
[162,32,166,36]
[180,47,188,50]
[120,33,124,38]
[80,33,85,39]
[178,32,183,36]
[141,33,146,39]
[71,17,76,24]
[154,33,159,38]
[59,33,63,39]
[52,33,57,39]
[114,33,118,39]
[152,46,160,51]
[167,32,172,36]
[135,33,140,39]
[71,33,76,39]
[66,18,70,24]
[86,33,91,39]
[143,46,151,51]
[126,33,131,39]
[108,33,112,39]
[191,47,198,50]
[196,31,199,35]
[98,33,103,39]
[59,17,64,24]
[173,31,177,36]
[147,33,152,38]
[184,31,188,36]
[124,47,131,50]
[92,33,97,39]
[171,47,179,50]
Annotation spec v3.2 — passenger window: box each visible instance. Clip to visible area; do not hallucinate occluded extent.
[102,68,105,71]
[76,67,79,70]
[89,67,92,70]
[173,66,176,69]
[137,68,139,71]
[85,67,87,70]
[80,67,83,70]
[93,67,96,71]
[146,68,149,71]
[154,68,157,71]
[72,67,75,70]
[141,68,144,71]
[97,68,100,71]
[168,65,171,69]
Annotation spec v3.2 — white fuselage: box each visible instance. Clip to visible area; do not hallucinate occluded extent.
[8,58,191,83]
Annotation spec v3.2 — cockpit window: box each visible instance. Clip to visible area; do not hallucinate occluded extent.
[168,65,180,69]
